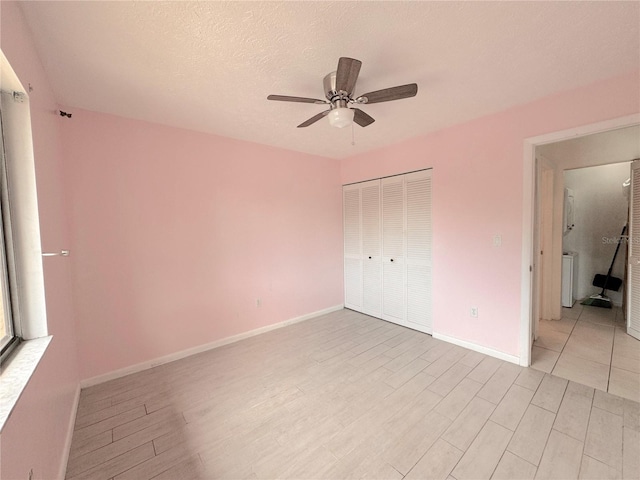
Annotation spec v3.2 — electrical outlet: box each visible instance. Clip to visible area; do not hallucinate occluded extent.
[470,307,479,318]
[493,235,502,247]
[256,298,261,308]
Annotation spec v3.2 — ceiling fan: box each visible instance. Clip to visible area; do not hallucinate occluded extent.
[267,57,418,129]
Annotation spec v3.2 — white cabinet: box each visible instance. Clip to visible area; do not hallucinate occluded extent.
[343,170,432,333]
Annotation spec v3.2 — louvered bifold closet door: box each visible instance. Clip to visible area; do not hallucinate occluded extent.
[382,176,406,322]
[343,184,363,310]
[361,180,382,316]
[628,160,640,340]
[405,170,432,333]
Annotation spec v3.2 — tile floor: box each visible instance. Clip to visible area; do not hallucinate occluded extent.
[532,304,640,402]
[67,309,640,480]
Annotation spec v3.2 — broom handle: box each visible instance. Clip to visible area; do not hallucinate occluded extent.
[600,224,627,295]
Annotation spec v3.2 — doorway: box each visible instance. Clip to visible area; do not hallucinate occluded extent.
[522,118,640,402]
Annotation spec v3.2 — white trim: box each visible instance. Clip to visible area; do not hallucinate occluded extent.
[520,139,536,367]
[80,304,344,388]
[433,332,520,365]
[520,113,640,367]
[58,383,81,480]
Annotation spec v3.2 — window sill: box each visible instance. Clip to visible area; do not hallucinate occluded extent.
[0,336,52,432]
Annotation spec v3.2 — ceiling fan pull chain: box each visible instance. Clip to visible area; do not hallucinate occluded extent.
[351,122,356,146]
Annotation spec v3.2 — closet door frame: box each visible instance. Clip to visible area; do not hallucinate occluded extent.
[343,169,433,334]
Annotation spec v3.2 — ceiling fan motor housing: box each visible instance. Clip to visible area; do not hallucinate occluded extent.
[324,71,351,107]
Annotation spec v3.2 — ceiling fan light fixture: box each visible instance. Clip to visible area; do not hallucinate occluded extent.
[328,107,354,128]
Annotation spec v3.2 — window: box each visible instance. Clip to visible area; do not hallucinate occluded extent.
[0,121,20,363]
[0,50,49,363]
[0,50,52,430]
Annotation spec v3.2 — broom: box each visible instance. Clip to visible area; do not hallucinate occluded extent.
[581,224,627,308]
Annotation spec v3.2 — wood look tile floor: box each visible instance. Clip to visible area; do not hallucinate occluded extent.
[67,310,640,480]
[532,304,640,402]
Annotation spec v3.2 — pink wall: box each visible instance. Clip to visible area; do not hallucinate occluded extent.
[1,0,638,474]
[342,70,640,357]
[0,2,81,479]
[61,111,344,380]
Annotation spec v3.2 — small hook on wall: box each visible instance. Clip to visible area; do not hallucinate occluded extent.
[59,110,72,118]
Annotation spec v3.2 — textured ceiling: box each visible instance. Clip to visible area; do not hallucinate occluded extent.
[16,1,640,159]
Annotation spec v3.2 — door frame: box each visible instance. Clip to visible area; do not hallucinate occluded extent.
[538,158,555,325]
[531,157,554,346]
[519,113,640,366]
[628,160,640,340]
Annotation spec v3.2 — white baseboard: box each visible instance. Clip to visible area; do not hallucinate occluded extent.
[433,332,520,365]
[80,304,344,388]
[58,383,81,480]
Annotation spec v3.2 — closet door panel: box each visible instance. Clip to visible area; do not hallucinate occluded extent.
[362,181,381,257]
[343,185,362,310]
[361,180,382,316]
[383,260,405,320]
[407,264,431,328]
[345,258,363,308]
[382,176,406,322]
[363,260,382,315]
[406,172,432,263]
[382,178,405,259]
[405,170,432,331]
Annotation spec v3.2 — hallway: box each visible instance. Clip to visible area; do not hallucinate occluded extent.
[532,305,639,402]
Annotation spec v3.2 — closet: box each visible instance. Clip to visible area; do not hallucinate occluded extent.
[343,169,432,334]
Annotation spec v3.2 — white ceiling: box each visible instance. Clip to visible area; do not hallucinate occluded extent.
[16,1,640,159]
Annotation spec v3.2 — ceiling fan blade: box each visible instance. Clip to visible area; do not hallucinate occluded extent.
[297,110,331,128]
[335,57,362,94]
[357,83,418,104]
[353,108,375,127]
[268,95,328,104]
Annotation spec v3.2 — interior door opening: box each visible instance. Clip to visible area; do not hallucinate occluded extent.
[527,123,640,400]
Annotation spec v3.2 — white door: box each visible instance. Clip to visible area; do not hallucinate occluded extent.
[405,170,432,333]
[627,160,640,340]
[361,180,382,316]
[381,176,405,323]
[343,184,362,310]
